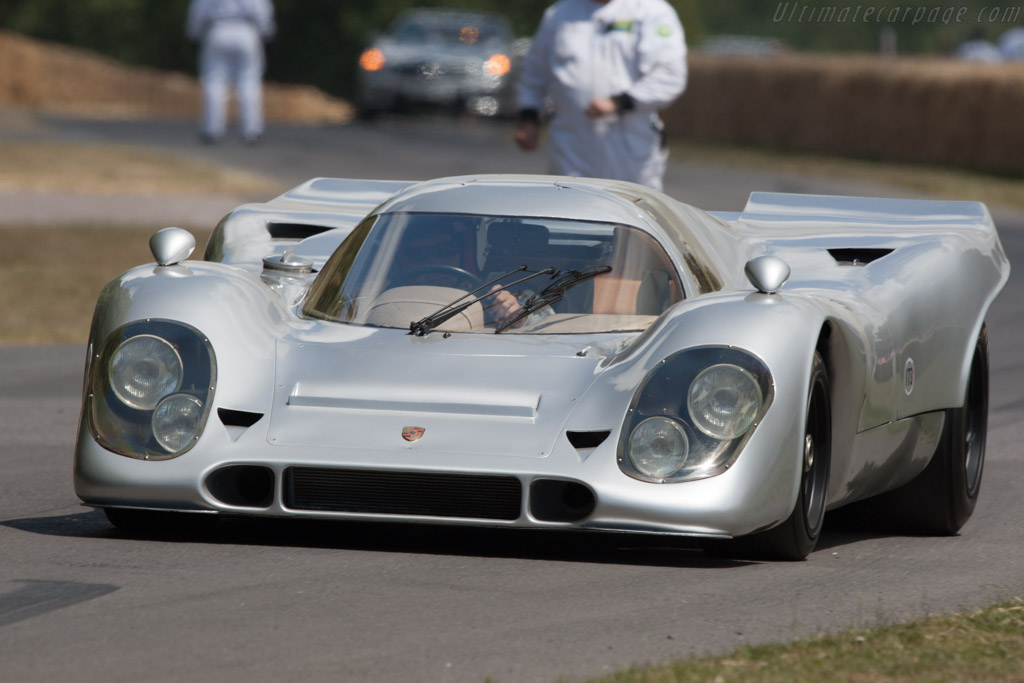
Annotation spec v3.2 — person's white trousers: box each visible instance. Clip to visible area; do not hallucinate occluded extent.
[199,20,265,140]
[547,112,668,191]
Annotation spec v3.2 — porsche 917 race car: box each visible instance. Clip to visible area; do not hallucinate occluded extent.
[74,174,1009,560]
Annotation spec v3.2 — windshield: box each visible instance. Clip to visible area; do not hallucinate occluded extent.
[302,212,684,335]
[390,15,510,47]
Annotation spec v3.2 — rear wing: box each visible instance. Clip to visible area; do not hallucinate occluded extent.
[205,178,416,268]
[266,177,416,211]
[701,191,1006,289]
[727,191,992,228]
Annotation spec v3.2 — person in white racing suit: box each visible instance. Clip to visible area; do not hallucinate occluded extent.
[514,0,687,190]
[187,0,276,143]
[999,24,1024,61]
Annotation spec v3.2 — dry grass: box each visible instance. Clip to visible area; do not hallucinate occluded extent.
[0,29,354,124]
[1,225,213,344]
[0,141,282,195]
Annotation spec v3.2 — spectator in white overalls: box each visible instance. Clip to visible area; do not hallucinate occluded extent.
[955,28,1002,63]
[187,0,275,144]
[999,23,1024,60]
[514,0,687,191]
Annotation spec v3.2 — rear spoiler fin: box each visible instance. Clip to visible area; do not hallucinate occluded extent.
[735,191,991,227]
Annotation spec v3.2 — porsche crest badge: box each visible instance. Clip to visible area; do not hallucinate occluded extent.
[402,426,425,442]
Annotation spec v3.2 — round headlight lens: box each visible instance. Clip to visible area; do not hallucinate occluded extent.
[152,394,204,453]
[628,417,690,479]
[688,363,763,440]
[109,335,183,410]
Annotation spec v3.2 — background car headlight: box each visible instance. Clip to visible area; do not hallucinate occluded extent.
[618,347,773,484]
[152,394,204,453]
[89,320,216,459]
[628,417,690,479]
[687,364,763,440]
[109,334,183,410]
[484,53,510,77]
[359,48,385,71]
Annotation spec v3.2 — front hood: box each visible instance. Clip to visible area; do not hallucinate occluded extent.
[267,329,618,460]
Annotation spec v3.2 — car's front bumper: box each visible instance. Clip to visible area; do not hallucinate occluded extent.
[359,70,508,109]
[74,410,801,539]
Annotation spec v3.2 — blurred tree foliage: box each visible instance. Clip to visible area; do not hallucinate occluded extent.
[0,0,1020,99]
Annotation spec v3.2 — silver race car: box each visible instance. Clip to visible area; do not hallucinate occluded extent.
[74,175,1009,560]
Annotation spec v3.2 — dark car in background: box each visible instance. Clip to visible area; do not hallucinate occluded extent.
[356,8,525,118]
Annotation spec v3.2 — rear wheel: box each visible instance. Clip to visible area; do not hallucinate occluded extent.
[704,351,831,561]
[856,326,988,534]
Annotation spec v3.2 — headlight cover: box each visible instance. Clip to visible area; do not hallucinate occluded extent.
[88,320,216,459]
[628,417,690,479]
[152,394,205,453]
[109,334,183,410]
[618,347,774,483]
[688,364,763,439]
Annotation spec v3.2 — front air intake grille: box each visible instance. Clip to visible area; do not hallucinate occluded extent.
[284,467,522,520]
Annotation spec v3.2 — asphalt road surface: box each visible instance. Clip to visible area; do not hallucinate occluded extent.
[1,115,1022,683]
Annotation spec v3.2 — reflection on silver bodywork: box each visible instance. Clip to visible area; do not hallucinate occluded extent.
[74,175,1010,541]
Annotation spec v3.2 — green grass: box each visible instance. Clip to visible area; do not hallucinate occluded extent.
[583,599,1024,683]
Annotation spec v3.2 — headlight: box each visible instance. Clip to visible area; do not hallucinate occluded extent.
[153,394,205,452]
[628,417,690,479]
[89,320,216,459]
[618,347,773,484]
[109,335,183,410]
[688,364,763,439]
[359,48,385,71]
[484,53,511,77]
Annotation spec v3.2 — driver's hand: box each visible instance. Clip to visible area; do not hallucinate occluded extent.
[487,285,521,321]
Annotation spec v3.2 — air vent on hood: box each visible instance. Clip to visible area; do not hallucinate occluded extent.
[566,430,610,449]
[267,222,332,240]
[218,408,264,428]
[828,248,893,266]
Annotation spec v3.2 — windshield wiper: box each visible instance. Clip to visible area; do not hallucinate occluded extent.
[409,265,556,336]
[493,264,612,333]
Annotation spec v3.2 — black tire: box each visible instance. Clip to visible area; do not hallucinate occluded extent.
[853,326,989,535]
[104,507,219,535]
[703,352,831,561]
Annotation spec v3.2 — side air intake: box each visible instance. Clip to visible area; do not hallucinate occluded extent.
[267,223,332,240]
[828,248,894,266]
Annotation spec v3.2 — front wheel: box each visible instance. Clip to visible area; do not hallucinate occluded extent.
[703,351,831,561]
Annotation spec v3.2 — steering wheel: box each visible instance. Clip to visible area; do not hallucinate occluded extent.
[397,265,483,291]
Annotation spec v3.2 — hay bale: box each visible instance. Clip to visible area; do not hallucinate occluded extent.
[0,29,353,124]
[667,52,1024,174]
